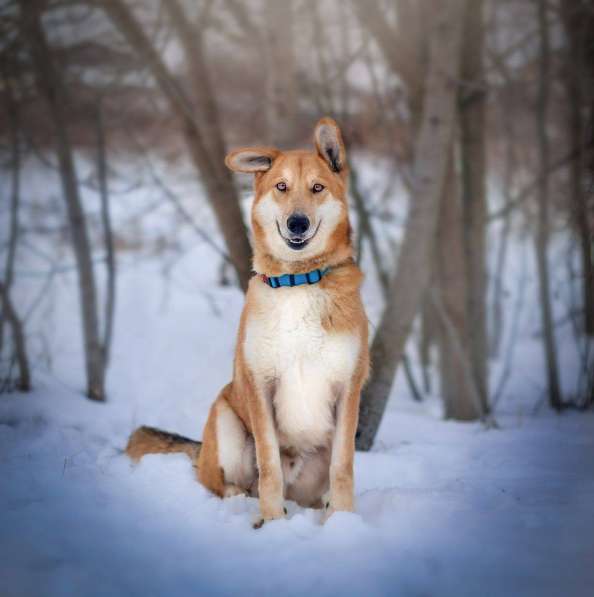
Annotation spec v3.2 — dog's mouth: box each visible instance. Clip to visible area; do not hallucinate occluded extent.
[276,220,321,251]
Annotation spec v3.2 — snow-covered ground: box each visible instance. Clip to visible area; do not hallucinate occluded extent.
[2,155,593,596]
[2,370,593,596]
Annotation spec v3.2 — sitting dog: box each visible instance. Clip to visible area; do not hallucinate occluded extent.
[126,118,369,526]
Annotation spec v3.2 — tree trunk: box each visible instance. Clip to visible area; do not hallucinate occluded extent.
[263,0,297,146]
[490,207,512,358]
[490,67,517,358]
[534,0,562,410]
[95,97,116,367]
[560,0,594,336]
[356,0,465,450]
[0,75,21,356]
[100,0,252,291]
[419,294,437,394]
[459,0,489,412]
[351,0,424,126]
[163,0,234,183]
[22,2,105,401]
[350,166,424,403]
[0,74,30,392]
[0,282,30,392]
[435,151,478,419]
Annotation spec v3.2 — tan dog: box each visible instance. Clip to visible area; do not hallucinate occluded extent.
[127,118,369,526]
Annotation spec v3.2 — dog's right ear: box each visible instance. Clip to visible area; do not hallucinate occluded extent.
[224,147,280,173]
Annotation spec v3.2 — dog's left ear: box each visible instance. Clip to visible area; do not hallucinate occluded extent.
[314,117,346,174]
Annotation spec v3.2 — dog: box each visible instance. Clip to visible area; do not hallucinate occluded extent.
[126,118,369,526]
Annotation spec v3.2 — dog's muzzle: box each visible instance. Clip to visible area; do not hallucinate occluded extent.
[277,216,320,251]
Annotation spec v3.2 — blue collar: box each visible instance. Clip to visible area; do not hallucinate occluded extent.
[260,268,330,289]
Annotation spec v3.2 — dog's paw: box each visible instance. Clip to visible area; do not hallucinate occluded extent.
[223,484,247,498]
[321,501,336,524]
[252,506,287,529]
[321,496,354,524]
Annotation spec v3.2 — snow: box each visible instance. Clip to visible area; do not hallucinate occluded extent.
[2,372,593,596]
[2,155,593,596]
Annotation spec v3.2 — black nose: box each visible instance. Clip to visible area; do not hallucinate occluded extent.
[287,214,310,236]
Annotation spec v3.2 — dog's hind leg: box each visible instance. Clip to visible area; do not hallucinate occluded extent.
[197,384,256,498]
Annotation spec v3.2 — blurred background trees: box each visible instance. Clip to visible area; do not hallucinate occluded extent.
[0,0,592,447]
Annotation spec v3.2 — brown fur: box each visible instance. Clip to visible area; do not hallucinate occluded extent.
[125,118,370,525]
[196,394,226,496]
[126,426,201,462]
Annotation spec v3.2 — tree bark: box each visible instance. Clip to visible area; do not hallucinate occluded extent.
[100,0,252,291]
[163,0,232,180]
[0,74,30,392]
[350,166,424,403]
[490,53,517,358]
[459,0,489,412]
[263,0,297,145]
[419,294,436,394]
[351,0,424,123]
[0,75,21,357]
[95,97,116,367]
[0,282,30,392]
[560,0,594,336]
[490,206,512,358]
[534,0,562,410]
[356,0,465,450]
[435,151,479,419]
[22,1,105,401]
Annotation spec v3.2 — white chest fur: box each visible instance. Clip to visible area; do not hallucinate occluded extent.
[243,282,360,449]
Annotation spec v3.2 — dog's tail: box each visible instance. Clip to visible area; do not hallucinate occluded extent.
[125,426,202,462]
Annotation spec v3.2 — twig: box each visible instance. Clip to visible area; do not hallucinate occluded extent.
[142,154,234,265]
[488,145,593,221]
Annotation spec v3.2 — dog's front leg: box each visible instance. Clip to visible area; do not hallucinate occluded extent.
[326,382,363,520]
[248,381,285,525]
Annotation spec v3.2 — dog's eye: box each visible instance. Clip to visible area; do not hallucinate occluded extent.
[312,183,324,193]
[276,182,287,192]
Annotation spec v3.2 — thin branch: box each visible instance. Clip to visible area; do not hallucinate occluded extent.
[488,145,593,221]
[95,96,116,367]
[133,142,234,265]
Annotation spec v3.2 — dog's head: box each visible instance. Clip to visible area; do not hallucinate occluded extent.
[225,118,352,274]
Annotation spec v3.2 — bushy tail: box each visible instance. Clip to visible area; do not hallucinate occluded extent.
[125,426,202,462]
